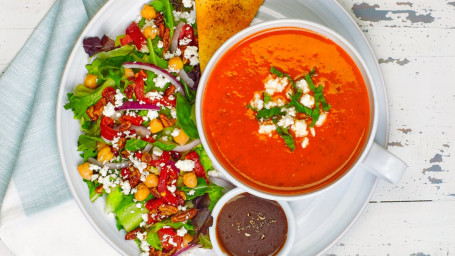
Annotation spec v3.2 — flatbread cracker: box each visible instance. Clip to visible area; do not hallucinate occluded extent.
[196,0,264,72]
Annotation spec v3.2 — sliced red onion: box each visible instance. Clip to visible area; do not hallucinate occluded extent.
[173,139,200,152]
[174,244,200,256]
[209,176,235,190]
[178,69,195,89]
[171,22,185,52]
[166,160,180,174]
[123,62,185,96]
[101,136,111,144]
[87,157,129,169]
[130,125,151,138]
[143,143,153,153]
[115,100,160,111]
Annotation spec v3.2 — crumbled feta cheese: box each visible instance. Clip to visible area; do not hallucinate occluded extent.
[301,137,310,148]
[129,155,147,173]
[114,89,125,108]
[264,97,285,109]
[175,48,182,57]
[250,92,264,111]
[153,74,170,88]
[170,108,177,119]
[178,205,187,211]
[173,10,196,24]
[315,112,327,127]
[167,185,176,193]
[183,46,199,66]
[152,147,163,156]
[296,79,310,93]
[285,87,294,99]
[140,240,150,252]
[157,40,164,48]
[102,102,116,117]
[175,160,195,172]
[177,227,188,237]
[168,237,178,247]
[284,107,296,117]
[121,181,131,195]
[182,0,193,8]
[164,51,175,60]
[188,189,195,196]
[111,136,120,150]
[146,91,163,101]
[264,75,288,95]
[291,120,308,137]
[147,110,159,120]
[171,128,181,137]
[300,94,315,108]
[310,127,316,137]
[277,115,294,128]
[90,174,99,182]
[258,123,276,136]
[179,37,192,46]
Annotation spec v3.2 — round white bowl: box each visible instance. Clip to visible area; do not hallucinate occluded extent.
[195,19,378,201]
[208,188,296,256]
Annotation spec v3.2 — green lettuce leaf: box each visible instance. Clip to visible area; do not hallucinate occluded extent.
[125,139,149,151]
[64,78,116,119]
[176,93,199,139]
[77,134,105,161]
[181,178,224,210]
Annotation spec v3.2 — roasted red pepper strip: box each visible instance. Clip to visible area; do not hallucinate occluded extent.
[125,22,146,50]
[119,34,133,46]
[158,227,182,251]
[150,151,170,167]
[120,114,143,126]
[157,166,169,193]
[142,136,155,143]
[178,24,194,47]
[185,151,209,183]
[145,198,165,211]
[100,116,117,140]
[134,73,147,101]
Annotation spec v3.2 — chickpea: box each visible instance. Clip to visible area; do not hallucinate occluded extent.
[141,5,156,20]
[97,146,114,163]
[143,26,157,39]
[134,183,150,201]
[168,57,183,72]
[77,162,93,180]
[124,68,134,78]
[183,172,197,188]
[144,174,159,188]
[96,141,108,151]
[84,74,98,89]
[182,233,193,247]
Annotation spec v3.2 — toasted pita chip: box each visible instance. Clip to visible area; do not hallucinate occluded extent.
[196,0,264,72]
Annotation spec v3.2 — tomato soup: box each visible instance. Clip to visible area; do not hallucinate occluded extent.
[202,27,371,195]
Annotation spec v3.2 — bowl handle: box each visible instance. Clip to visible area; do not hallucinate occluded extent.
[361,142,407,184]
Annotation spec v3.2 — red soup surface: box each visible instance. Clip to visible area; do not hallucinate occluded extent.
[202,27,371,195]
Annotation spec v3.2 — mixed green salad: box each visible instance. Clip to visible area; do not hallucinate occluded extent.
[64,1,225,255]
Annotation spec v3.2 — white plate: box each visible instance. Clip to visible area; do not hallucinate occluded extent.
[56,0,388,255]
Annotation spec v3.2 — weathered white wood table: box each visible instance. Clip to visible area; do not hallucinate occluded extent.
[1,0,454,255]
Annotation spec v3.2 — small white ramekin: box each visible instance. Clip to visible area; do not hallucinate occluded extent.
[208,188,296,256]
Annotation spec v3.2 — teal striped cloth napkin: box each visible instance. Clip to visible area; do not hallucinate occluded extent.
[0,0,107,216]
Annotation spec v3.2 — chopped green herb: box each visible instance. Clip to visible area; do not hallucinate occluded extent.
[275,125,295,151]
[263,92,272,104]
[270,66,284,77]
[255,107,284,120]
